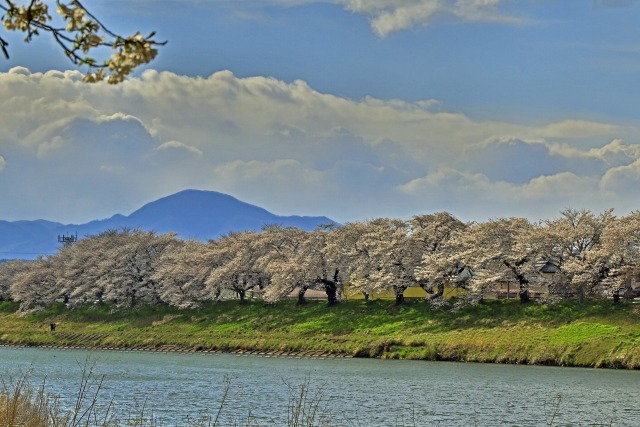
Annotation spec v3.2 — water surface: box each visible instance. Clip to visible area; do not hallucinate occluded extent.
[1,346,638,426]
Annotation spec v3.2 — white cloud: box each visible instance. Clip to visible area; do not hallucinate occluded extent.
[398,168,607,221]
[154,140,204,158]
[0,155,5,172]
[36,136,69,159]
[334,0,523,36]
[540,119,618,139]
[96,112,145,126]
[460,137,632,184]
[267,0,522,36]
[600,159,640,195]
[0,67,638,224]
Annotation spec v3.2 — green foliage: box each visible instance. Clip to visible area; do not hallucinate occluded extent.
[0,301,18,313]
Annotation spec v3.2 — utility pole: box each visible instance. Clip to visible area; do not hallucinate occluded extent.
[56,232,78,306]
[58,232,78,248]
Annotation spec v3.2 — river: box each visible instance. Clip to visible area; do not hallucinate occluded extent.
[1,346,639,426]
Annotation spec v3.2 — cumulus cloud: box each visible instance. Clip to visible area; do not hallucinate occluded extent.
[270,0,522,36]
[0,154,5,171]
[398,168,607,222]
[0,67,638,224]
[460,137,639,185]
[333,0,523,36]
[540,120,618,139]
[154,140,204,158]
[600,159,640,196]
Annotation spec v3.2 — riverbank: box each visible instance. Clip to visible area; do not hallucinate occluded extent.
[1,299,639,368]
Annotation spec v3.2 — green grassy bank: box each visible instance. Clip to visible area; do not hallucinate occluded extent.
[1,299,639,369]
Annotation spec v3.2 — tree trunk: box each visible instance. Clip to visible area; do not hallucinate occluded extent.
[237,289,246,304]
[393,286,405,306]
[322,280,338,307]
[425,282,445,300]
[516,273,530,304]
[613,291,621,305]
[420,282,433,296]
[297,286,308,305]
[213,287,222,302]
[363,292,370,302]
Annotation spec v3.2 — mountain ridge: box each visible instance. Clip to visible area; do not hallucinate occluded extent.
[0,190,337,260]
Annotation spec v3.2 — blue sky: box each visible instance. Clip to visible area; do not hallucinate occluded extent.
[1,0,640,224]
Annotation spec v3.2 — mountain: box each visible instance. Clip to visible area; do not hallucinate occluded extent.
[0,190,337,260]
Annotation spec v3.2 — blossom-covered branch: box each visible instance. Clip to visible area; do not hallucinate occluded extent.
[1,0,164,83]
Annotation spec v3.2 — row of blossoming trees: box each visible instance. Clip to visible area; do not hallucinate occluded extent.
[1,209,640,311]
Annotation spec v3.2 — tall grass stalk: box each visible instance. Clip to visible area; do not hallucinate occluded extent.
[0,357,118,427]
[284,378,330,427]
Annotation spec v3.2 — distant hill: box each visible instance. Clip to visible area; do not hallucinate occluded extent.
[0,190,337,260]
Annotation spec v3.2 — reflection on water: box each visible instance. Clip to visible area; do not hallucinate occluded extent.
[1,346,639,426]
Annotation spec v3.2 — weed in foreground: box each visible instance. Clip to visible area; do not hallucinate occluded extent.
[0,365,115,427]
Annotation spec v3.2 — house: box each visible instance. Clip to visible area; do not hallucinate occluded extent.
[619,269,640,298]
[494,260,559,299]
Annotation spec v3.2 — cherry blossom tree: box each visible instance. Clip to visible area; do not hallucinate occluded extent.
[10,255,61,311]
[0,258,30,301]
[206,231,268,304]
[312,225,350,306]
[345,218,417,305]
[95,229,177,307]
[595,211,640,300]
[257,225,310,304]
[455,218,537,303]
[411,212,467,301]
[55,230,118,306]
[329,221,372,300]
[153,239,216,308]
[529,209,615,300]
[258,225,346,306]
[1,0,163,83]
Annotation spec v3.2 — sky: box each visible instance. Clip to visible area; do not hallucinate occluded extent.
[1,0,640,225]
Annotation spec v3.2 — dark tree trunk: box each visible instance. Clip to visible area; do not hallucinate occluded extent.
[393,286,406,306]
[504,261,531,304]
[237,289,246,304]
[613,291,621,305]
[322,280,338,307]
[213,287,222,302]
[516,273,530,304]
[423,282,445,300]
[419,282,433,296]
[363,292,370,302]
[297,286,308,305]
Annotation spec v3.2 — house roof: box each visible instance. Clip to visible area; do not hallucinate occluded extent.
[535,260,560,273]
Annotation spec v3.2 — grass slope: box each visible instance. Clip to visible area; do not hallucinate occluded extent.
[1,299,639,369]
